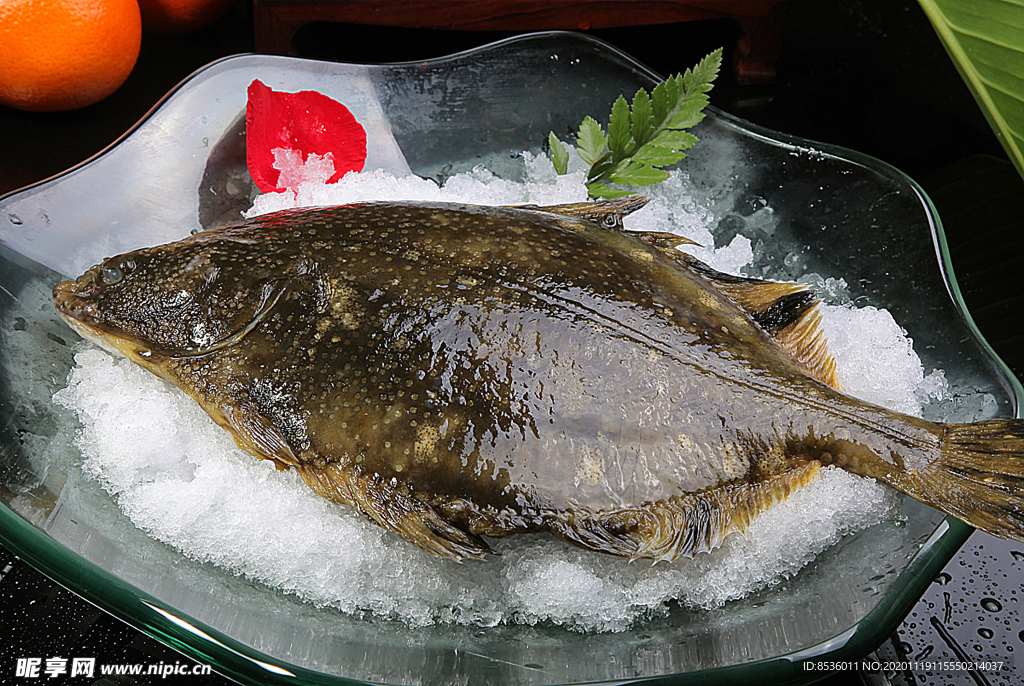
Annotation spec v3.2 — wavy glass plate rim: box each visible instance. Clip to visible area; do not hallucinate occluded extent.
[0,31,1018,686]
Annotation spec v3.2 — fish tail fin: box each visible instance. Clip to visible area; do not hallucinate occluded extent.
[903,419,1024,540]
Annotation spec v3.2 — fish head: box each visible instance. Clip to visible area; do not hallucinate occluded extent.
[53,233,289,369]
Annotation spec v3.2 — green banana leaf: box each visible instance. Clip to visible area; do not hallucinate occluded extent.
[917,0,1024,180]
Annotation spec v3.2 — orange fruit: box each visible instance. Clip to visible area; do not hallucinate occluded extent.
[0,0,142,112]
[138,0,232,34]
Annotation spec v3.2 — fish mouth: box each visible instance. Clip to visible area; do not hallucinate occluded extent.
[52,268,133,359]
[53,266,104,327]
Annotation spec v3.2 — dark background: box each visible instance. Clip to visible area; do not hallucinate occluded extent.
[0,0,1021,684]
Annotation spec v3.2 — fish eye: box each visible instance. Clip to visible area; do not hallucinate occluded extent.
[101,265,123,285]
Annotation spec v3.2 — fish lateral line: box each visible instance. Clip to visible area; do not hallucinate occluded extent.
[213,218,937,462]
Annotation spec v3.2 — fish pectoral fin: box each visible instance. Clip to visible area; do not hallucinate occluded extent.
[511,196,649,230]
[222,402,300,468]
[297,463,493,561]
[157,280,288,359]
[551,461,820,562]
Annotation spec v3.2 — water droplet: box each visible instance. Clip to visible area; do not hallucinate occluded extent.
[979,628,994,639]
[935,572,952,585]
[1011,550,1024,562]
[981,598,1003,613]
[7,213,22,225]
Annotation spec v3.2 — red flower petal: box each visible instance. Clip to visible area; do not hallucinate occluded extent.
[246,79,367,193]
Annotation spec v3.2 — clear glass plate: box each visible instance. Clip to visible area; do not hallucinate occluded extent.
[1,32,1020,686]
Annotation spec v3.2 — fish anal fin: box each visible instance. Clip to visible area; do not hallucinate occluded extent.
[551,461,821,562]
[298,463,493,561]
[222,402,300,468]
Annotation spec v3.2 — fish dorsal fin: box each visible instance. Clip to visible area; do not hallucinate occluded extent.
[682,254,841,390]
[511,195,649,231]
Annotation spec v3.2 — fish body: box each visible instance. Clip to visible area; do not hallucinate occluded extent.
[53,199,1024,560]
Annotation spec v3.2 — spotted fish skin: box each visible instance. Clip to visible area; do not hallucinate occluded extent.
[53,200,1024,561]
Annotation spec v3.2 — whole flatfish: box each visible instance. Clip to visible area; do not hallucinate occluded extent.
[52,198,1024,561]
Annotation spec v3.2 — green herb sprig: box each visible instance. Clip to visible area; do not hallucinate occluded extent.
[548,48,723,199]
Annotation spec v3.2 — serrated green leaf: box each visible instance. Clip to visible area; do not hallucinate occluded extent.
[576,116,609,167]
[652,75,682,125]
[587,155,616,182]
[683,48,723,95]
[666,95,710,130]
[586,181,634,199]
[916,0,1024,181]
[607,96,632,162]
[649,129,699,151]
[651,80,670,125]
[566,49,722,199]
[608,162,670,187]
[548,132,569,175]
[631,88,655,147]
[631,145,687,167]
